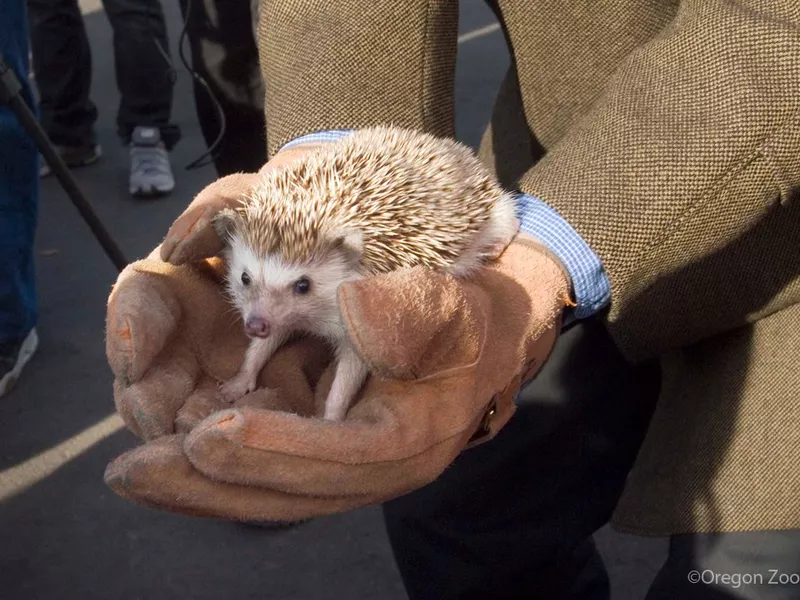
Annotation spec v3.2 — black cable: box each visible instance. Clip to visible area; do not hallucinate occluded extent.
[151,27,178,86]
[0,55,129,273]
[177,0,227,170]
[146,0,228,170]
[145,0,227,169]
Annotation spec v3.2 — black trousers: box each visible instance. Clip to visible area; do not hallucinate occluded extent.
[176,0,267,176]
[383,319,800,599]
[27,0,180,149]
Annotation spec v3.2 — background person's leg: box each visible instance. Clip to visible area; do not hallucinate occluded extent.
[101,0,178,197]
[27,0,100,166]
[0,0,40,396]
[383,319,662,600]
[100,0,179,149]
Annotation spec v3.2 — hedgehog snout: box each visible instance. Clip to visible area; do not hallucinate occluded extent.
[245,316,271,338]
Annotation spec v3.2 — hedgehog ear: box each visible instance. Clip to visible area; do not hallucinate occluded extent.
[331,229,363,265]
[212,208,242,246]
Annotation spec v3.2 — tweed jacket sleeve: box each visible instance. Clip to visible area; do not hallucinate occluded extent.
[257,0,459,157]
[517,1,800,360]
[258,0,800,362]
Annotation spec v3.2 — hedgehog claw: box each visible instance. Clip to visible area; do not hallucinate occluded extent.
[219,374,254,403]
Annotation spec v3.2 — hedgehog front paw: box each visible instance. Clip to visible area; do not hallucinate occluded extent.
[219,374,256,403]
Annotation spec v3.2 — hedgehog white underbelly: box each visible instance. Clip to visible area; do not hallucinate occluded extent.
[213,125,519,420]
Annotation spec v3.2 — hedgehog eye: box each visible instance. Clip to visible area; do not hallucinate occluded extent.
[241,272,251,286]
[294,277,311,295]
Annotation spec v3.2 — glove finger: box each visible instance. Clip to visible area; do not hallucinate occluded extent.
[183,370,489,498]
[104,435,381,522]
[107,264,183,384]
[339,239,568,385]
[338,267,484,380]
[114,342,201,440]
[160,173,262,265]
[174,376,228,434]
[112,378,145,440]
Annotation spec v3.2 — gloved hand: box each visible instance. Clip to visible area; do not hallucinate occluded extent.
[103,149,573,523]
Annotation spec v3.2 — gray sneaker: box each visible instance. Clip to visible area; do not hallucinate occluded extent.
[129,126,175,198]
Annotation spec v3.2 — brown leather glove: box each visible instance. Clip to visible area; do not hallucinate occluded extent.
[104,154,572,523]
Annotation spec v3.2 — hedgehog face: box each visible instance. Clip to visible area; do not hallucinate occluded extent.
[223,233,364,342]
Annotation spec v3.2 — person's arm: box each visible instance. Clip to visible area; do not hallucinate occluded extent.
[259,0,800,364]
[257,0,459,157]
[516,0,800,360]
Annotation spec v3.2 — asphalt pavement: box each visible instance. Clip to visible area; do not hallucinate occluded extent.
[0,1,668,598]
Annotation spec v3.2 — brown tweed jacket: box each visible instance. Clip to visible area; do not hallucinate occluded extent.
[257,0,800,535]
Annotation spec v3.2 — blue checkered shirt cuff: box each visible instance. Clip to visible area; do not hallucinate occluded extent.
[280,129,354,151]
[516,193,610,320]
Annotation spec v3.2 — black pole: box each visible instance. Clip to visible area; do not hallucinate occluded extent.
[0,54,128,273]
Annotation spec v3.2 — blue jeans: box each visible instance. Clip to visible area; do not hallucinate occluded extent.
[0,0,39,346]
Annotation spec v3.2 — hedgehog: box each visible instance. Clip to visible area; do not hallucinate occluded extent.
[212,125,519,421]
